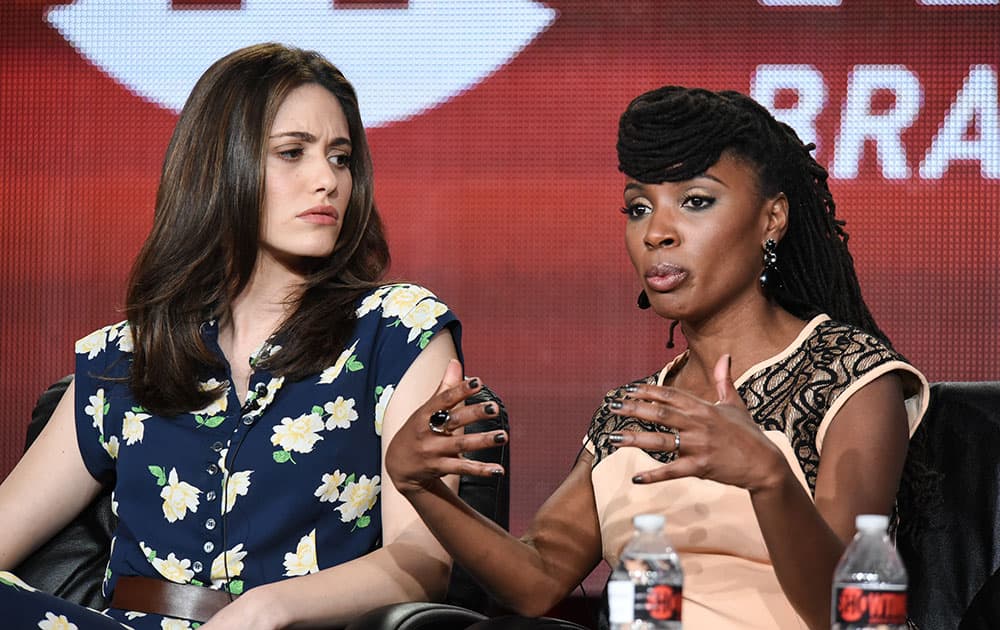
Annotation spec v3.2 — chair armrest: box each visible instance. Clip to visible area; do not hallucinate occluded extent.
[344,602,487,630]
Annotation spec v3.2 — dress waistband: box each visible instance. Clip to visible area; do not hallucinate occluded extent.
[111,575,237,622]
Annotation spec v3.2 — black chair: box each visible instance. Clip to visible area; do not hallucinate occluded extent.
[344,386,516,630]
[11,376,516,628]
[13,375,115,610]
[896,381,1000,630]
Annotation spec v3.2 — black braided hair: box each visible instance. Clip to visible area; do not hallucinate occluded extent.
[617,86,890,345]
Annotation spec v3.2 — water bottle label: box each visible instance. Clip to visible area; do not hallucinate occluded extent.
[607,580,635,623]
[834,587,906,625]
[634,583,682,622]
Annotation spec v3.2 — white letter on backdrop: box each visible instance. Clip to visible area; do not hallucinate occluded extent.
[833,65,923,179]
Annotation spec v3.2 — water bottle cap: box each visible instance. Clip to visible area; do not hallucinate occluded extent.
[633,513,665,531]
[855,514,889,532]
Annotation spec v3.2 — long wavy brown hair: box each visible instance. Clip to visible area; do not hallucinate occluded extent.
[126,43,389,415]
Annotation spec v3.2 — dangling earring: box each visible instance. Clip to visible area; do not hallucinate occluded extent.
[637,290,651,310]
[759,238,779,290]
[665,319,680,349]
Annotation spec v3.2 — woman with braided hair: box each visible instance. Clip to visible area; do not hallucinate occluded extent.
[386,86,928,629]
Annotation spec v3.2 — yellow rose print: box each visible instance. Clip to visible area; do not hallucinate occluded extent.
[158,468,201,523]
[282,529,319,576]
[323,396,358,430]
[336,474,381,525]
[37,612,78,630]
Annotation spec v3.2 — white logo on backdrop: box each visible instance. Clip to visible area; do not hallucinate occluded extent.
[47,0,557,127]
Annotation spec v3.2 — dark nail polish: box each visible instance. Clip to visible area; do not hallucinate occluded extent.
[609,400,623,410]
[624,385,638,393]
[484,403,496,415]
[491,469,505,477]
[468,378,480,389]
[493,432,507,444]
[632,475,644,484]
[608,434,624,444]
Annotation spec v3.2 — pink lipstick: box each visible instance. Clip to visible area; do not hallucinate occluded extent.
[645,263,688,292]
[298,205,340,225]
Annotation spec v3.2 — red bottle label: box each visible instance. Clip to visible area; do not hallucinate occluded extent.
[835,586,907,625]
[635,584,682,622]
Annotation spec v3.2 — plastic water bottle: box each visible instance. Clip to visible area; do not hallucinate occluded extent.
[607,513,683,629]
[832,514,908,629]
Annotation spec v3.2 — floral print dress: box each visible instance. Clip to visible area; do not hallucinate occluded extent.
[0,284,460,630]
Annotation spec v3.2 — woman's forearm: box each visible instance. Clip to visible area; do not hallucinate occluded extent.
[400,478,589,616]
[235,535,451,628]
[750,469,845,630]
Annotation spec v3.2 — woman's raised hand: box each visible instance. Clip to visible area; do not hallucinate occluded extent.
[386,359,507,497]
[608,354,786,493]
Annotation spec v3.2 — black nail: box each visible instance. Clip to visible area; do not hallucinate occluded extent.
[609,400,623,410]
[608,434,624,444]
[493,432,507,444]
[624,385,638,393]
[632,475,644,484]
[491,469,505,477]
[484,404,496,415]
[468,378,480,389]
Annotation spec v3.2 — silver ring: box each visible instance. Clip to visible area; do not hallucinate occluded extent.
[672,431,681,453]
[429,409,450,435]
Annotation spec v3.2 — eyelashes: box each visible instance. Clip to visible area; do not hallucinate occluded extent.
[620,203,651,218]
[682,195,715,210]
[275,148,351,167]
[619,195,716,217]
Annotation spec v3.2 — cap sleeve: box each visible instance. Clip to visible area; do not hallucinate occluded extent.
[816,361,929,453]
[73,321,133,485]
[354,284,462,434]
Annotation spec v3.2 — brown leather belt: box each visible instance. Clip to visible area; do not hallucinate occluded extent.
[111,575,236,622]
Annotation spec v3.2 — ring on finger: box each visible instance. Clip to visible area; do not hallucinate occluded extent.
[672,431,681,454]
[428,409,451,435]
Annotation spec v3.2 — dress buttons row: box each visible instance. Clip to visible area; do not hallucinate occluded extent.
[206,463,219,475]
[206,490,217,502]
[204,541,215,554]
[206,518,217,531]
[192,561,203,573]
[243,416,254,425]
[211,441,224,453]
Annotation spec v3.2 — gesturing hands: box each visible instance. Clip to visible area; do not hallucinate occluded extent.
[608,354,786,494]
[386,359,508,497]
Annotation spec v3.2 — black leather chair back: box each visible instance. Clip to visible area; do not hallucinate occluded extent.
[896,381,1000,630]
[13,375,115,610]
[445,386,510,613]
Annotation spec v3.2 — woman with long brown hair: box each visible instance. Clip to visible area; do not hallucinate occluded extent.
[0,43,466,629]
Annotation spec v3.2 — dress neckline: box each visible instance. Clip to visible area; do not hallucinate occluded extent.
[655,314,830,388]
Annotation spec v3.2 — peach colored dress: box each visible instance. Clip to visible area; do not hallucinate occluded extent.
[584,315,928,629]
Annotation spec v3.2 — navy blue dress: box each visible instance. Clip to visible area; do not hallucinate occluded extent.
[0,283,460,629]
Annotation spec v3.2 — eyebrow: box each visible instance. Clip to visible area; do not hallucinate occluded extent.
[624,173,726,192]
[269,131,351,148]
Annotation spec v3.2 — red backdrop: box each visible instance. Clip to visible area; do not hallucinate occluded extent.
[2,0,998,592]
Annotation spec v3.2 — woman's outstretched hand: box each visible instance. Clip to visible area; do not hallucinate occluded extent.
[608,354,786,493]
[386,359,507,497]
